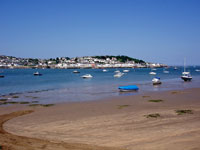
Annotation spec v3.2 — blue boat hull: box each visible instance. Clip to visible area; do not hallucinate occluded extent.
[118,85,139,92]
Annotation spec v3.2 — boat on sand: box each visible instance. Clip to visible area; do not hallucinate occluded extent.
[118,85,139,92]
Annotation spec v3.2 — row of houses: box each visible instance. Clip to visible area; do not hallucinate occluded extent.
[0,55,167,69]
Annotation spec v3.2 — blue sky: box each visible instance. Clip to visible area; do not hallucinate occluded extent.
[0,0,200,65]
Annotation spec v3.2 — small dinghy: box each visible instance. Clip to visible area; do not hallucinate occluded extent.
[195,69,200,72]
[149,72,156,75]
[103,69,108,72]
[118,85,139,92]
[33,72,42,76]
[152,77,162,85]
[73,70,80,73]
[123,70,130,73]
[81,74,93,79]
[114,72,124,78]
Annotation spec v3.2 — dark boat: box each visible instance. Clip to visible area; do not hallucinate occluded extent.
[0,75,4,78]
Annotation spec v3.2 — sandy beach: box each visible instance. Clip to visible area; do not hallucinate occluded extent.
[1,88,200,150]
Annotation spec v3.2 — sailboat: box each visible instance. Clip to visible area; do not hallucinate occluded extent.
[181,58,192,81]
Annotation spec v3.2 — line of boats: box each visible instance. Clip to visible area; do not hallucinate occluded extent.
[0,62,197,93]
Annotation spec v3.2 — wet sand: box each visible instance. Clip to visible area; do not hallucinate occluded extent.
[1,88,200,150]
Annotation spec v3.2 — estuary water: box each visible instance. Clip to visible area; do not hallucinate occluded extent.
[1,67,200,103]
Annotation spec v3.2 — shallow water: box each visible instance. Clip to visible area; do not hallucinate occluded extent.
[0,67,200,103]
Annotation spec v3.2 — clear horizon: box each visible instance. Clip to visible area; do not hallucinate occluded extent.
[0,0,200,65]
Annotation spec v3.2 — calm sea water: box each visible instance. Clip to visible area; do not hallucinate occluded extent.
[1,67,200,103]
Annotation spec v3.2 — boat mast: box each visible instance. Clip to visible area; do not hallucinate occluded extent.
[184,58,186,72]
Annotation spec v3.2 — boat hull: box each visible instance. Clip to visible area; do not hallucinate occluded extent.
[0,75,4,78]
[34,74,42,76]
[153,81,162,85]
[181,76,192,81]
[118,85,139,92]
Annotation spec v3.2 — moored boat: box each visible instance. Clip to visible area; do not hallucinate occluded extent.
[181,72,192,81]
[102,69,108,72]
[114,72,124,78]
[73,70,80,73]
[123,69,129,73]
[33,72,42,76]
[81,74,93,78]
[195,69,200,72]
[118,85,139,92]
[181,58,192,81]
[174,67,178,70]
[163,70,169,73]
[149,72,156,75]
[152,77,162,85]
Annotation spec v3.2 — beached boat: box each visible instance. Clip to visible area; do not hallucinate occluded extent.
[149,72,156,75]
[118,85,139,92]
[33,72,42,76]
[73,70,80,73]
[123,70,130,73]
[114,72,124,78]
[152,77,162,85]
[81,74,93,78]
[181,59,192,81]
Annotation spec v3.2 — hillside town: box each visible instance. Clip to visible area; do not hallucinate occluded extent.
[0,55,167,69]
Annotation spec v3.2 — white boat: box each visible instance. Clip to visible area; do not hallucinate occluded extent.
[149,72,156,75]
[152,77,162,85]
[81,74,93,78]
[73,70,80,73]
[115,70,120,73]
[163,70,169,73]
[195,69,200,72]
[181,72,192,81]
[102,69,108,72]
[33,72,42,76]
[114,72,124,78]
[123,70,130,73]
[174,67,178,70]
[181,59,192,81]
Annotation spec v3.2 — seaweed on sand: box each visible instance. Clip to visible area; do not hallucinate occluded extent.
[118,105,130,109]
[142,96,150,98]
[41,104,54,107]
[145,113,161,118]
[12,96,19,98]
[148,99,163,103]
[29,104,54,107]
[19,101,30,104]
[0,99,8,102]
[175,109,193,115]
